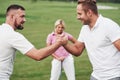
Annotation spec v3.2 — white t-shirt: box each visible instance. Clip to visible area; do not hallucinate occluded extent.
[78,15,120,80]
[0,23,34,78]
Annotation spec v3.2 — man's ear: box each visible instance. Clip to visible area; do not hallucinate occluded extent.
[87,9,93,17]
[10,10,17,19]
[10,13,16,22]
[11,14,14,19]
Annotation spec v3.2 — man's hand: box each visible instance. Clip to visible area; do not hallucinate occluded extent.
[56,35,68,46]
[62,35,68,46]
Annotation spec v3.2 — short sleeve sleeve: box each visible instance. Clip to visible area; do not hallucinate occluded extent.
[65,33,73,40]
[107,23,120,43]
[46,34,52,44]
[9,32,34,54]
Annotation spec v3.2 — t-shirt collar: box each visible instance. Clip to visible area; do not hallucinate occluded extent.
[51,31,65,36]
[91,14,103,30]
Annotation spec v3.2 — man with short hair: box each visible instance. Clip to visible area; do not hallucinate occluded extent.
[63,0,120,80]
[0,4,64,80]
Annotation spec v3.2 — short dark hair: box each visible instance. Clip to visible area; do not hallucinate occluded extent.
[77,0,98,15]
[78,0,96,4]
[6,4,25,16]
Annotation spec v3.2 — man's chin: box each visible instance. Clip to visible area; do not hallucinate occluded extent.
[17,26,24,30]
[82,22,88,25]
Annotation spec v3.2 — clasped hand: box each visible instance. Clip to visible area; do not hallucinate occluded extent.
[56,35,68,46]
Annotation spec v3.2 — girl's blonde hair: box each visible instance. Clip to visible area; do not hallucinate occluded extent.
[54,19,65,28]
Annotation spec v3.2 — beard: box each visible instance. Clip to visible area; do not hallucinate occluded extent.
[16,25,24,30]
[15,21,24,30]
[14,19,24,30]
[81,19,91,25]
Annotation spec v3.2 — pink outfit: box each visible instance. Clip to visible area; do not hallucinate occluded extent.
[46,32,73,58]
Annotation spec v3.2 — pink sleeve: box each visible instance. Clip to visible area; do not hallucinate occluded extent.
[65,33,73,40]
[46,34,52,44]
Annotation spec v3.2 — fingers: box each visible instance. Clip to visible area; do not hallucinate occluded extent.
[56,35,68,46]
[58,57,65,61]
[62,35,68,45]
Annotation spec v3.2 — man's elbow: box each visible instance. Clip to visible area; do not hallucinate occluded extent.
[74,54,80,57]
[72,52,82,57]
[27,54,46,61]
[34,56,47,61]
